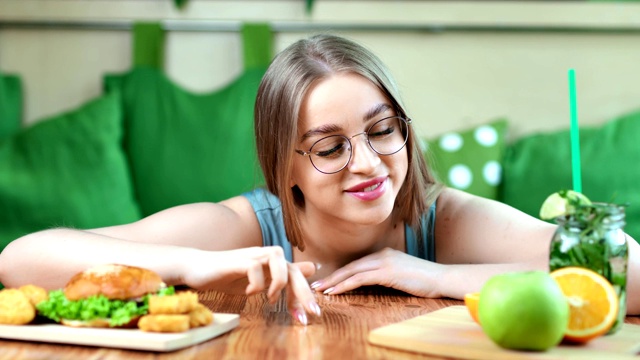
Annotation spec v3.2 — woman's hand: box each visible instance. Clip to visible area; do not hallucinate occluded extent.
[182,246,321,324]
[309,247,444,298]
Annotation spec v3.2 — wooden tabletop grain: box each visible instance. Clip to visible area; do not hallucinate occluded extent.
[1,286,638,360]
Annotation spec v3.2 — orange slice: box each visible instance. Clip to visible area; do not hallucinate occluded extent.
[464,292,480,324]
[550,267,619,343]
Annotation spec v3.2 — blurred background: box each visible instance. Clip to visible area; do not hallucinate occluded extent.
[2,0,640,140]
[1,1,640,246]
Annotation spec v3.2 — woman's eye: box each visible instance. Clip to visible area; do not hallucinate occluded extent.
[315,143,345,158]
[313,138,348,158]
[369,117,400,139]
[369,125,394,139]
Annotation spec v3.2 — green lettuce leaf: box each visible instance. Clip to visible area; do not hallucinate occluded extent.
[36,286,175,327]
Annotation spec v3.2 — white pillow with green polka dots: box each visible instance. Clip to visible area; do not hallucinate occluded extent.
[423,119,508,200]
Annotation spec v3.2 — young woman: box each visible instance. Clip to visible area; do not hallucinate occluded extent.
[1,34,638,324]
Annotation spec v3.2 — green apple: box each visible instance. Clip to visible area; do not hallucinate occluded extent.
[479,271,569,351]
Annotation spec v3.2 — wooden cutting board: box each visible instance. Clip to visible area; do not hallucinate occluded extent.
[0,312,239,352]
[369,306,640,359]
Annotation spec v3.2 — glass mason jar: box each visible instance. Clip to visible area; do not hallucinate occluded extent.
[549,203,628,334]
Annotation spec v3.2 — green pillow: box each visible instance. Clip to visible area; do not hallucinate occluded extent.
[104,67,265,216]
[501,110,640,242]
[103,23,270,216]
[0,73,22,139]
[0,92,142,253]
[424,119,508,200]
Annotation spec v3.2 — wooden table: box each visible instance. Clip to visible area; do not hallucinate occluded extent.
[1,286,639,359]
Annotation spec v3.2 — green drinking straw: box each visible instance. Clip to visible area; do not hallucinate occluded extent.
[568,69,582,193]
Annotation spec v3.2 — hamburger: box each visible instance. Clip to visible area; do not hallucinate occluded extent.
[36,264,174,328]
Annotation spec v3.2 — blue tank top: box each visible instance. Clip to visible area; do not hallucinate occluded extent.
[243,188,436,262]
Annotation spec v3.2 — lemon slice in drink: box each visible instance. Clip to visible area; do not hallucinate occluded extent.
[540,190,592,220]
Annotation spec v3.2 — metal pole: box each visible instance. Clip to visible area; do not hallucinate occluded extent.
[1,19,640,34]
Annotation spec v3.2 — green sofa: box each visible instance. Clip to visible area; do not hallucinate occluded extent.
[426,111,640,243]
[0,23,271,256]
[1,71,639,262]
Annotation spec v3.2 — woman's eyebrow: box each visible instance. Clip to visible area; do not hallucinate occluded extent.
[363,103,393,122]
[301,123,342,141]
[300,103,392,141]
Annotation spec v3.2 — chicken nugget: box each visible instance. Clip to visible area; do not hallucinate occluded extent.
[149,291,199,314]
[0,289,36,325]
[18,284,48,307]
[138,314,190,333]
[188,303,214,328]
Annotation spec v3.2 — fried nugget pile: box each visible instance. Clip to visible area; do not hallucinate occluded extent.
[0,285,48,325]
[138,291,214,333]
[0,286,213,333]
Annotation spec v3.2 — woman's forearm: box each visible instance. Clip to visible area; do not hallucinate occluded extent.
[436,262,547,300]
[0,228,199,289]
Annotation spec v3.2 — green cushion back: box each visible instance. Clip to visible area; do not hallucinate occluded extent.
[133,23,165,69]
[104,23,270,216]
[501,110,640,241]
[425,119,508,200]
[0,92,142,252]
[0,73,22,139]
[242,23,272,70]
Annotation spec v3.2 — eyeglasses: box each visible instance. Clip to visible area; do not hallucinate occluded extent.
[295,116,411,174]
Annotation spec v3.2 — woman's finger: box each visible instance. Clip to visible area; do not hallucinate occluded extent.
[244,259,266,295]
[287,263,321,321]
[311,254,383,291]
[292,261,316,278]
[322,270,381,295]
[265,247,289,303]
[286,287,308,326]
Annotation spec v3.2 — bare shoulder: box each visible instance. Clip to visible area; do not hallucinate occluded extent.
[435,187,473,211]
[435,187,491,219]
[434,187,555,264]
[436,187,548,225]
[91,196,263,250]
[219,195,258,218]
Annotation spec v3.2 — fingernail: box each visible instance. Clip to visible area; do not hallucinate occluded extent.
[309,302,322,316]
[296,310,308,326]
[323,287,334,295]
[310,281,321,290]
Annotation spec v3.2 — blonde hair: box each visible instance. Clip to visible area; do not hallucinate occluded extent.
[254,34,442,251]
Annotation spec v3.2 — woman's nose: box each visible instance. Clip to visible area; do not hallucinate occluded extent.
[347,134,380,173]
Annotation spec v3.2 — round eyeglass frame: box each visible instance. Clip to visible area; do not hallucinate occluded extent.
[294,116,412,174]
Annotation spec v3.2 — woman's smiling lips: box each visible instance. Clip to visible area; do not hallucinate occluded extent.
[344,177,388,201]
